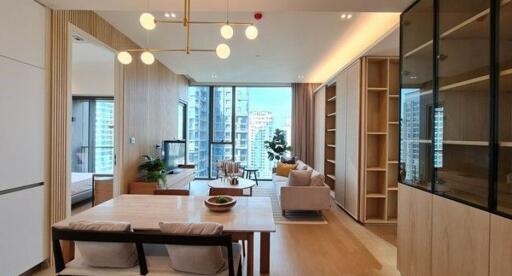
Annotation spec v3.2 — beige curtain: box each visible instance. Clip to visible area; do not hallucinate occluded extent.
[291,83,320,165]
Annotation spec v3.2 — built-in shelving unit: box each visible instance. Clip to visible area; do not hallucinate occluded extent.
[324,83,337,190]
[362,57,399,223]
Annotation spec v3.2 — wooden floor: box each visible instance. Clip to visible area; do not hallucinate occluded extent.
[31,181,399,276]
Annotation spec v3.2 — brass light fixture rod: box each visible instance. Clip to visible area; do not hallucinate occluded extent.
[155,19,253,26]
[123,48,215,53]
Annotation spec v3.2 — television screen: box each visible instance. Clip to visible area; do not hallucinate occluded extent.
[162,140,186,173]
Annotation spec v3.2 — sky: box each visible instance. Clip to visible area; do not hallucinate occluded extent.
[245,87,292,130]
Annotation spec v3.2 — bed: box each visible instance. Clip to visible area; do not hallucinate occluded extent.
[71,172,93,204]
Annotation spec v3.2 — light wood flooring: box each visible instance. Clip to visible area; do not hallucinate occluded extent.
[31,181,399,276]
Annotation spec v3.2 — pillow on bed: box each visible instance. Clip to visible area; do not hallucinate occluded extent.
[69,221,138,268]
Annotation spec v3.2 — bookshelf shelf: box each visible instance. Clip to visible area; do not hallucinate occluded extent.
[363,57,399,224]
[324,83,337,191]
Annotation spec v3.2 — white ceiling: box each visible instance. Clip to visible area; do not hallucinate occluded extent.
[39,0,413,12]
[39,0,411,83]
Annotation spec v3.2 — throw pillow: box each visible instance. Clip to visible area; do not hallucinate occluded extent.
[280,156,296,164]
[310,170,325,186]
[68,221,138,268]
[288,169,313,186]
[296,161,309,170]
[276,162,298,177]
[159,222,226,274]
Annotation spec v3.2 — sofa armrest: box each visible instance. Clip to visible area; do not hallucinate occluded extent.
[279,185,331,211]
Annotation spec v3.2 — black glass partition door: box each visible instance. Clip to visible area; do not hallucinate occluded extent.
[497,0,512,215]
[400,0,434,190]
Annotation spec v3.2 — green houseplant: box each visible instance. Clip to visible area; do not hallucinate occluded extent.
[264,129,292,162]
[138,158,167,187]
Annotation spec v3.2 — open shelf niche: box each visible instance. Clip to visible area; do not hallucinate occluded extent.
[363,57,399,223]
[324,83,337,190]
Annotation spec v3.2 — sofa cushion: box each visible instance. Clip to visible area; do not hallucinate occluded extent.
[276,162,297,177]
[159,222,226,275]
[68,221,138,268]
[310,170,325,186]
[288,169,313,186]
[296,161,309,170]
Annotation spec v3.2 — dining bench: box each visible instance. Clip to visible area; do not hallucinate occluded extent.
[52,227,242,276]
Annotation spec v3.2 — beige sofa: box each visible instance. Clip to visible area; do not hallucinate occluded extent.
[272,161,331,215]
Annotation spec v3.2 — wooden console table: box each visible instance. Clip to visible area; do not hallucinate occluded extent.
[129,167,195,194]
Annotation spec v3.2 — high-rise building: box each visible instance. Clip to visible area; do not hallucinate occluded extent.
[187,87,210,177]
[94,100,114,173]
[248,111,274,178]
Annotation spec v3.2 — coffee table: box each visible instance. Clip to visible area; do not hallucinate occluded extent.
[208,178,256,196]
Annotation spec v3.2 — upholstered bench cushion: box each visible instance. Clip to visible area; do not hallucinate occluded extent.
[68,221,137,268]
[159,222,226,274]
[58,243,242,276]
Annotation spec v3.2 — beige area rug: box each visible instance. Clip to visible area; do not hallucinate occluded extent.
[252,181,328,225]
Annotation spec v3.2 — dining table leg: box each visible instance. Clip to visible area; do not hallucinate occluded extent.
[260,232,270,274]
[247,232,254,276]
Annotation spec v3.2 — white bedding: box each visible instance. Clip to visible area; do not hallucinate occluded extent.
[71,172,93,195]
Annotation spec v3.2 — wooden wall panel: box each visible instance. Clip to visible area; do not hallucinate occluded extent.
[432,195,490,276]
[50,10,187,225]
[397,184,432,276]
[490,214,512,276]
[314,87,325,173]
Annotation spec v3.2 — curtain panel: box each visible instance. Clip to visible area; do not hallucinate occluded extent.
[291,83,320,165]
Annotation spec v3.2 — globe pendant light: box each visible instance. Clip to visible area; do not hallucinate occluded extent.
[140,12,156,30]
[245,25,258,40]
[117,51,132,65]
[220,24,234,40]
[216,44,231,59]
[140,51,155,65]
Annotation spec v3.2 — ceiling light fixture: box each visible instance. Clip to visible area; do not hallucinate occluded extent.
[341,14,347,19]
[140,51,155,65]
[164,12,170,18]
[347,14,353,19]
[119,0,258,64]
[220,24,234,39]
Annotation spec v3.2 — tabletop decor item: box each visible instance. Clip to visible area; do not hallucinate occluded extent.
[204,196,237,212]
[230,176,239,185]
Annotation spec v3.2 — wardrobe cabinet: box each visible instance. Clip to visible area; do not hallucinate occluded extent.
[335,60,361,219]
[399,0,512,275]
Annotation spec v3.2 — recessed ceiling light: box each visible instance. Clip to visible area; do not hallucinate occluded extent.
[347,14,353,19]
[164,12,170,18]
[341,14,347,19]
[171,12,176,18]
[212,74,217,79]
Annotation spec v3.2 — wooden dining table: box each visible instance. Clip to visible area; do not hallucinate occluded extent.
[53,194,276,276]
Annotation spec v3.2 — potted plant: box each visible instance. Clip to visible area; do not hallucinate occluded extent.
[264,129,292,164]
[137,158,167,188]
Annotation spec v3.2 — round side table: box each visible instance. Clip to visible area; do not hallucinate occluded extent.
[243,168,259,186]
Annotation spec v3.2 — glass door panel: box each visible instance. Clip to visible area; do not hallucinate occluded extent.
[436,0,490,207]
[498,1,512,215]
[94,100,114,173]
[400,0,434,189]
[187,87,210,178]
[212,87,234,143]
[211,144,233,177]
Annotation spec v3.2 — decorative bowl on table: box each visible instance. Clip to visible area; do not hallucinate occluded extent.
[204,196,237,212]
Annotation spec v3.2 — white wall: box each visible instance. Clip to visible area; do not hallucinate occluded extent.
[72,41,115,96]
[0,0,49,274]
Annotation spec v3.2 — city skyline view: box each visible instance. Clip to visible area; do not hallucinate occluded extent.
[187,86,292,179]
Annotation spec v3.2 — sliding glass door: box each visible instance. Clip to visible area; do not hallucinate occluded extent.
[187,86,292,179]
[71,97,114,174]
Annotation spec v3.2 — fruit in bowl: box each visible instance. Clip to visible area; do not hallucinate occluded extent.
[204,196,237,212]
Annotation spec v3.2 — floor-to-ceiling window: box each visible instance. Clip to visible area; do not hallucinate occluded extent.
[71,97,114,174]
[187,86,292,179]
